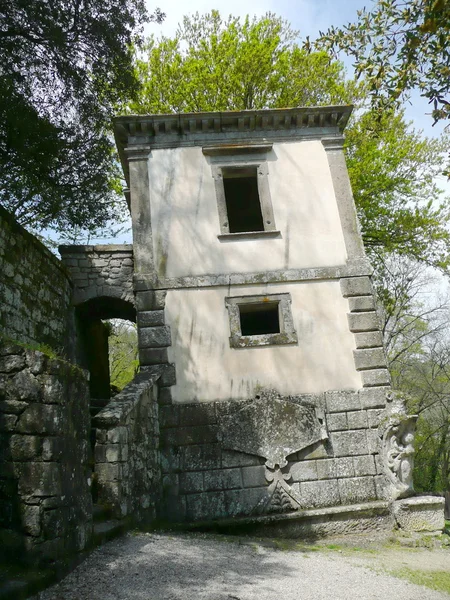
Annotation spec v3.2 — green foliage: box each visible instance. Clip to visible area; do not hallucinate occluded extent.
[391,568,450,594]
[313,0,450,128]
[130,11,357,114]
[107,320,139,392]
[0,0,163,233]
[346,110,450,271]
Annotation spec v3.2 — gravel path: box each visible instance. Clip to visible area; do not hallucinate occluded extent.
[34,532,449,600]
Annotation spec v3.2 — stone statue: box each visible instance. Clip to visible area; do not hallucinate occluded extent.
[380,392,417,500]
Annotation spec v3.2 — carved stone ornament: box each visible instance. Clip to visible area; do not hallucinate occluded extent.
[380,392,418,500]
[219,390,328,513]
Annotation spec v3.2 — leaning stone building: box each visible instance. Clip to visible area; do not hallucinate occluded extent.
[1,107,445,566]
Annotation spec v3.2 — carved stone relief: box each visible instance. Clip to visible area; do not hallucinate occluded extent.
[218,390,328,513]
[379,392,417,500]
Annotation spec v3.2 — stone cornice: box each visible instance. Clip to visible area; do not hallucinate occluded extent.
[133,258,373,291]
[114,105,353,185]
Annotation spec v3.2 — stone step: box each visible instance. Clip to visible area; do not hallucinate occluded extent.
[93,520,127,546]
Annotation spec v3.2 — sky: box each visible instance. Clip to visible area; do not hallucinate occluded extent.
[79,0,448,245]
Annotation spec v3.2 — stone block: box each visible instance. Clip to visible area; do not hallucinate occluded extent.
[161,425,218,446]
[17,462,61,496]
[107,427,128,444]
[338,476,377,504]
[361,369,391,387]
[42,437,65,461]
[316,458,337,480]
[160,447,180,473]
[21,504,41,537]
[290,460,318,482]
[106,444,128,463]
[222,450,260,468]
[0,354,26,373]
[204,468,242,491]
[224,487,268,517]
[162,474,179,496]
[354,331,384,349]
[242,465,267,488]
[181,444,222,471]
[325,390,360,413]
[326,412,347,431]
[359,387,388,409]
[185,491,227,521]
[347,312,380,333]
[331,430,368,457]
[335,457,355,478]
[95,463,121,482]
[139,348,169,366]
[137,310,165,327]
[179,404,216,427]
[10,435,42,461]
[340,277,372,297]
[17,404,63,435]
[10,371,41,401]
[179,471,204,494]
[353,348,387,371]
[353,455,376,476]
[138,326,171,349]
[367,429,381,455]
[367,409,384,428]
[158,387,173,405]
[346,410,368,430]
[298,443,329,460]
[296,479,340,508]
[159,405,180,428]
[136,290,167,311]
[160,364,176,387]
[348,296,376,313]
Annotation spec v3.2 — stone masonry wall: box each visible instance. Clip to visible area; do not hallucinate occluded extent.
[59,245,134,309]
[0,342,92,564]
[158,387,389,522]
[93,371,161,522]
[0,206,74,355]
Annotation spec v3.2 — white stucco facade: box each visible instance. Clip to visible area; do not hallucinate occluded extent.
[166,281,362,403]
[147,140,348,279]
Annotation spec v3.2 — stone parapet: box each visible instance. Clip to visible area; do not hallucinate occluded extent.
[93,370,162,521]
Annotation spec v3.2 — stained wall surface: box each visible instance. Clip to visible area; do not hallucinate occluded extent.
[165,281,362,403]
[147,141,348,279]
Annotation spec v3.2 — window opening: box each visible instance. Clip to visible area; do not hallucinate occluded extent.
[222,166,264,233]
[239,302,280,336]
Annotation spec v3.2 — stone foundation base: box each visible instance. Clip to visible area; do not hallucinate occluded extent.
[392,496,445,533]
[186,501,393,539]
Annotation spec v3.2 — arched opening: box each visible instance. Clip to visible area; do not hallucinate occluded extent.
[75,296,137,404]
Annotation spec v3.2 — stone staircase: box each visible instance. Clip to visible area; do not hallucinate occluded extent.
[92,504,128,546]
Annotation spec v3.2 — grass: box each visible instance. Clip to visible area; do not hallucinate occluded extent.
[391,568,450,595]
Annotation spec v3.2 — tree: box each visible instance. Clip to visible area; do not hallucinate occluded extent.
[345,109,450,270]
[130,11,358,114]
[107,319,139,392]
[373,254,450,493]
[0,0,163,234]
[131,11,450,271]
[312,0,450,128]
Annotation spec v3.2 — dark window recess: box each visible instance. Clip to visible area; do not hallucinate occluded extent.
[239,303,280,336]
[223,167,264,233]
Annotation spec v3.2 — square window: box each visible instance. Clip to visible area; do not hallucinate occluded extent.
[239,302,280,335]
[225,294,298,348]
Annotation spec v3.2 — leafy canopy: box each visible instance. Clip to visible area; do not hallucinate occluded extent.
[0,0,163,233]
[131,11,450,271]
[130,11,357,113]
[312,0,450,126]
